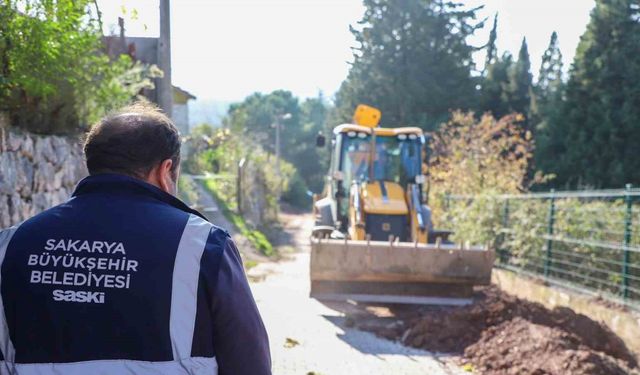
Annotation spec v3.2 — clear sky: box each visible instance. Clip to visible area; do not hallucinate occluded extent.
[97,0,595,102]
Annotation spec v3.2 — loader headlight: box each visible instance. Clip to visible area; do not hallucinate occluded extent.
[415,175,426,184]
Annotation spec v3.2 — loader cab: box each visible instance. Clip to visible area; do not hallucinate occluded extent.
[326,125,425,232]
[372,129,424,187]
[330,125,424,190]
[312,104,430,238]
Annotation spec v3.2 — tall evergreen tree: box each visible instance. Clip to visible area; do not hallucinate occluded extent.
[484,13,499,74]
[507,38,533,123]
[479,52,513,119]
[533,32,565,181]
[537,31,564,98]
[479,25,534,122]
[477,14,517,119]
[334,0,483,130]
[547,0,640,188]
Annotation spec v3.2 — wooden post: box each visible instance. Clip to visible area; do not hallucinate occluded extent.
[237,158,246,214]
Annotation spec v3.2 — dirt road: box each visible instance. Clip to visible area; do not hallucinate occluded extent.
[249,212,464,375]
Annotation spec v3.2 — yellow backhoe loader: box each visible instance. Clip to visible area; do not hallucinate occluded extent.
[310,105,495,305]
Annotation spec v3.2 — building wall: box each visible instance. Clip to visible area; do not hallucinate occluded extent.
[173,103,190,135]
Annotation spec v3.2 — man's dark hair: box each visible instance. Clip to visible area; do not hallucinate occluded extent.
[84,102,181,179]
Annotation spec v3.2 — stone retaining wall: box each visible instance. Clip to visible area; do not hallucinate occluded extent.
[0,128,87,228]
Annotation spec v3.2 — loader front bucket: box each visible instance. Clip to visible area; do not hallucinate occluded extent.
[309,237,495,305]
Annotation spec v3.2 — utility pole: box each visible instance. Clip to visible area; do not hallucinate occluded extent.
[158,0,173,117]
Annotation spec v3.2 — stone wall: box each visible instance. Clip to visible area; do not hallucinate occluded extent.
[0,128,87,228]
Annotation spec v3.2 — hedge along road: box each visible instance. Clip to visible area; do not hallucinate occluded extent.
[247,212,465,375]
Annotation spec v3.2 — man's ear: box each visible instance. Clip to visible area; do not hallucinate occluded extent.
[156,159,175,195]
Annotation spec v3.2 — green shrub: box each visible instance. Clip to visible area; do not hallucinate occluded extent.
[446,194,640,298]
[282,170,310,208]
[445,193,504,247]
[185,130,297,220]
[201,178,274,257]
[177,175,199,205]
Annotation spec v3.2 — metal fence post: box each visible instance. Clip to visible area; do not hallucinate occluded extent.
[499,198,510,263]
[544,189,556,278]
[622,183,633,300]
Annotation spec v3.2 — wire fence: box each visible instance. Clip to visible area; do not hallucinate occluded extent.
[443,185,640,309]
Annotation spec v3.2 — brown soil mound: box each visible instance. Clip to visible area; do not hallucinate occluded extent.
[346,285,638,375]
[466,317,632,375]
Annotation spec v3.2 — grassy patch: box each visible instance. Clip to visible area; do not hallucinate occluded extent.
[177,175,199,205]
[201,178,275,257]
[243,259,258,270]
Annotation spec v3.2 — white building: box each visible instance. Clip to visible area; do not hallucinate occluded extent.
[172,86,196,135]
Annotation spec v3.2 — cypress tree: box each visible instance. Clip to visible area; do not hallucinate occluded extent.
[484,13,499,73]
[507,38,533,124]
[537,31,564,98]
[550,0,640,188]
[480,52,513,118]
[533,32,565,180]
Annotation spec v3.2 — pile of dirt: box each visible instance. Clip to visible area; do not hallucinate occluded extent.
[466,317,632,375]
[346,286,638,375]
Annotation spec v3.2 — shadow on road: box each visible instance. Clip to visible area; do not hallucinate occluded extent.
[320,315,430,356]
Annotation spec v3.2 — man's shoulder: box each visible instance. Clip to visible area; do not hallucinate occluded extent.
[6,200,70,233]
[207,223,231,246]
[7,194,192,245]
[27,193,190,224]
[200,219,233,264]
[179,213,233,259]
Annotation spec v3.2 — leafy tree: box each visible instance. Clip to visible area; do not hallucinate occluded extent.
[547,0,640,188]
[0,0,158,133]
[431,111,533,197]
[429,111,534,231]
[224,90,330,203]
[298,94,330,192]
[224,90,301,150]
[334,0,483,130]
